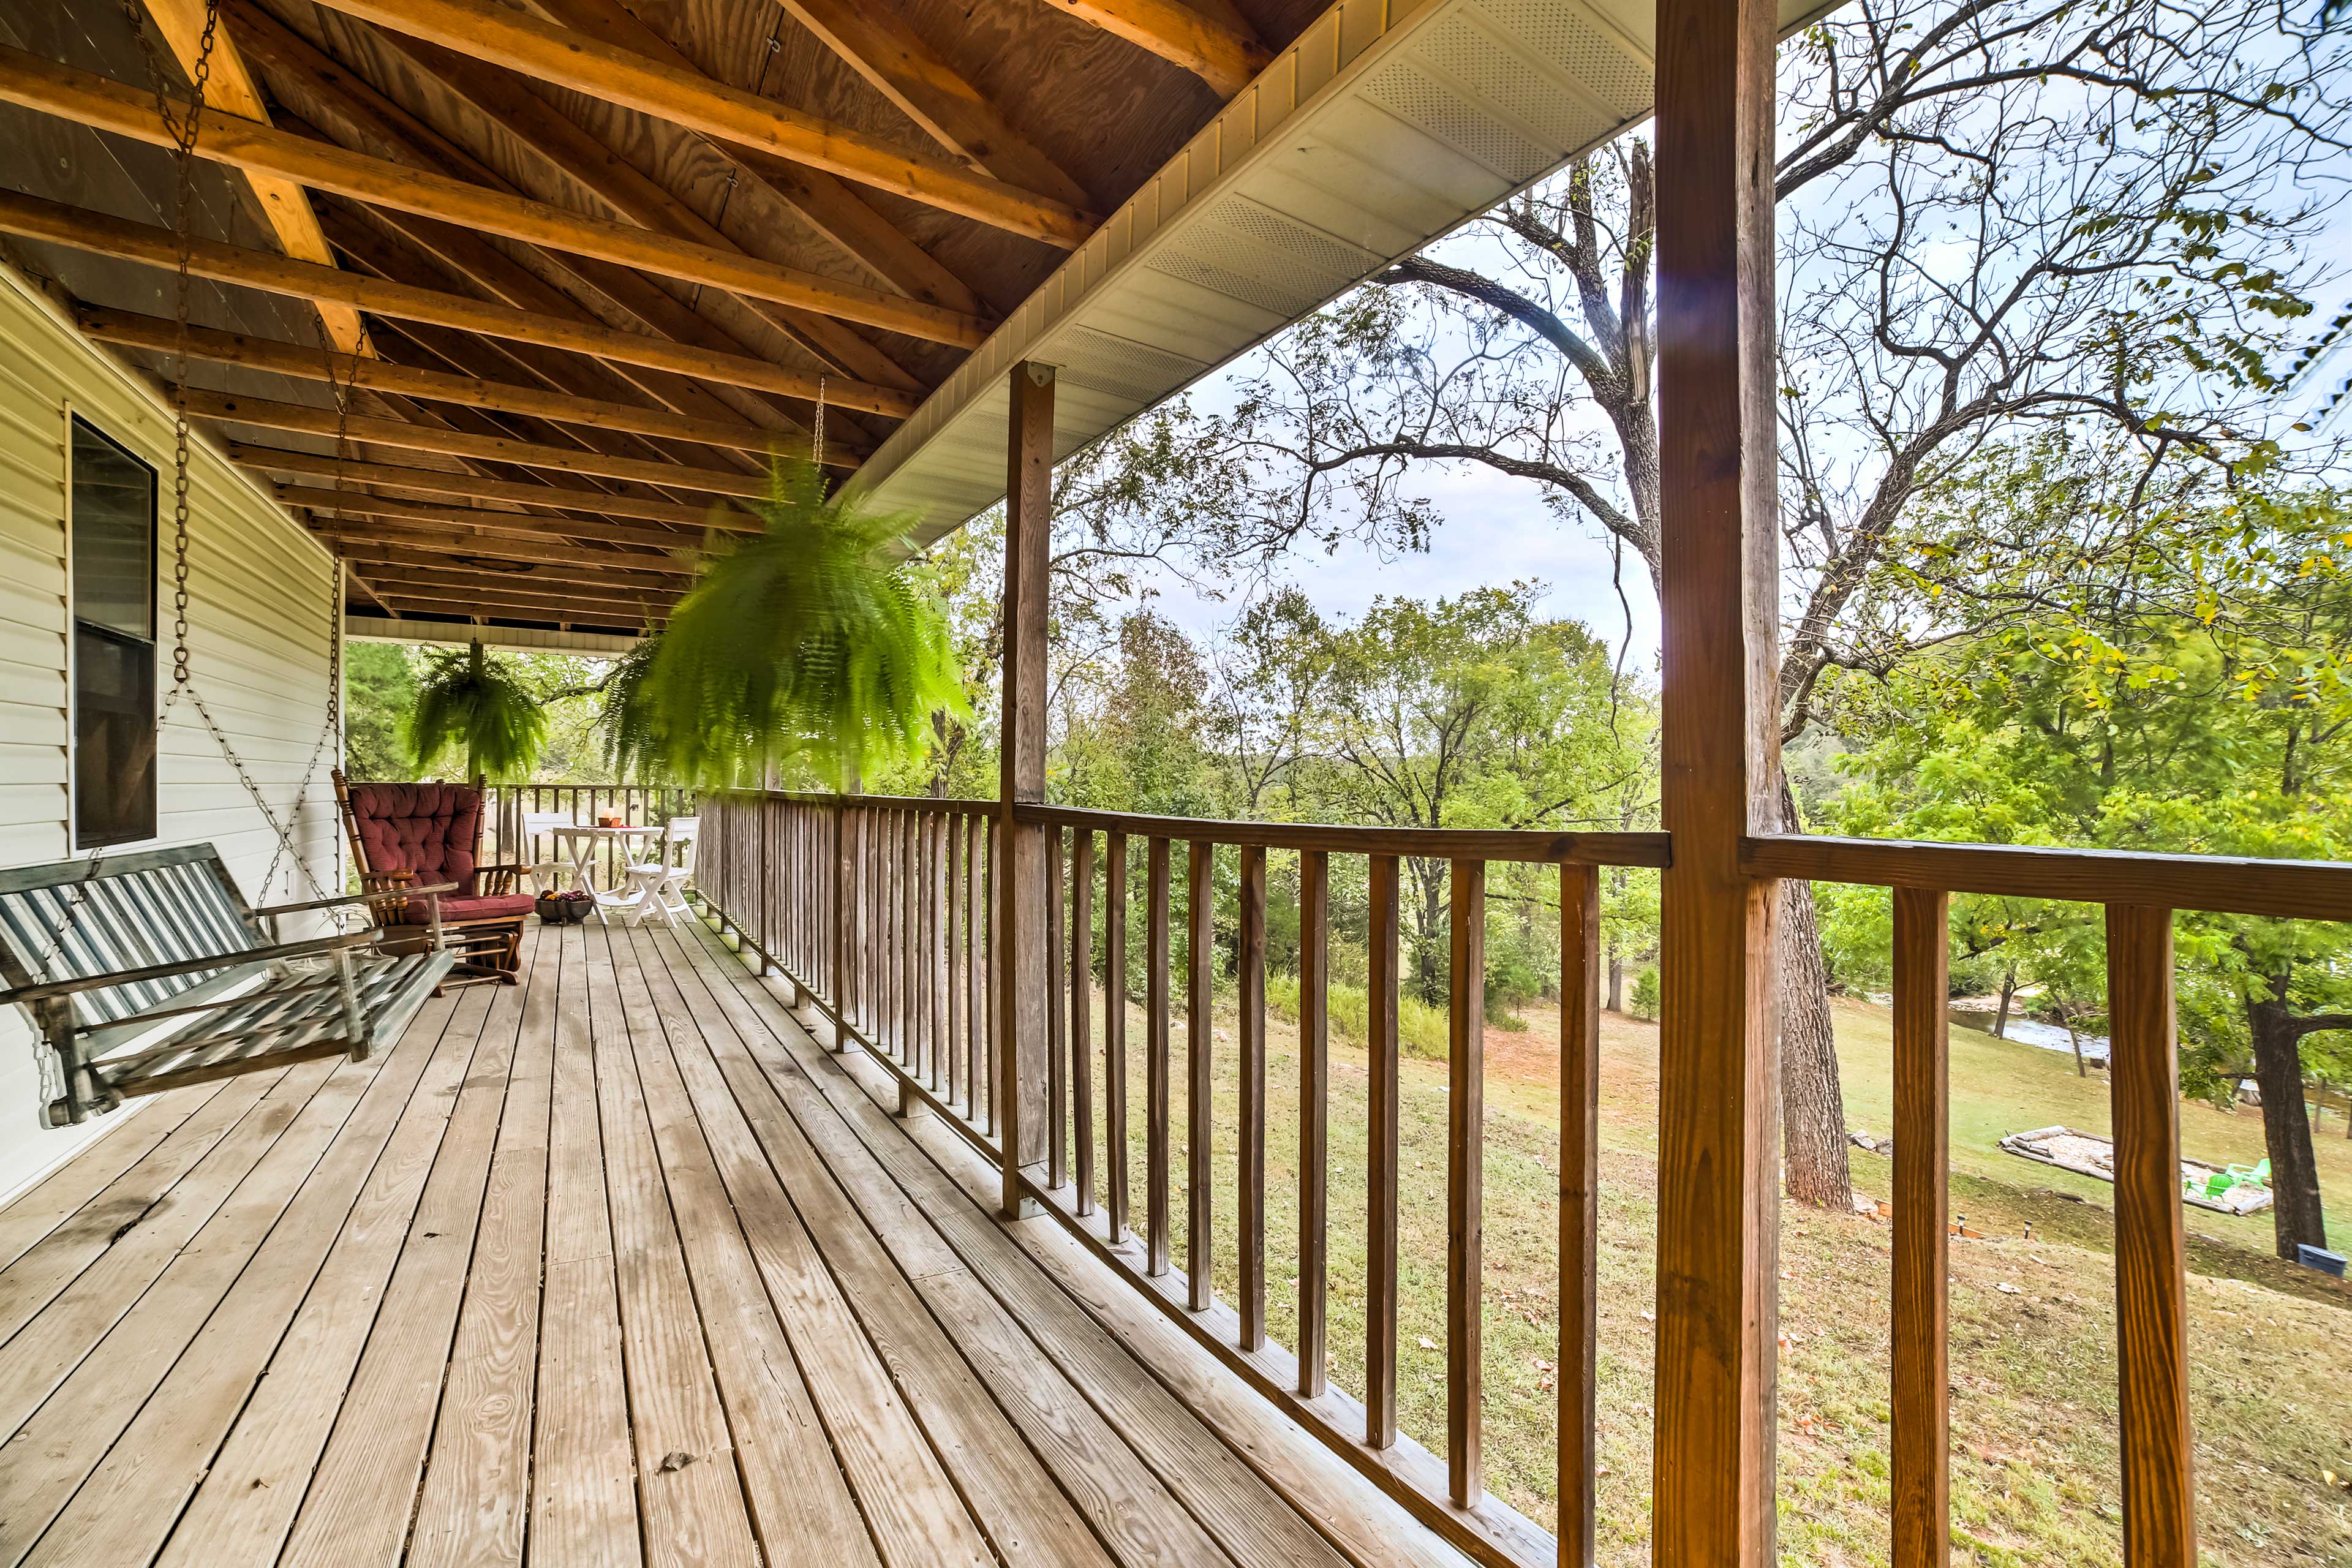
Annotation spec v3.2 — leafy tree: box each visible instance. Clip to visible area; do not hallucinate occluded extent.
[1199,0,2352,1209]
[1298,586,1653,1001]
[1205,587,1332,818]
[343,641,417,782]
[1831,477,2352,1257]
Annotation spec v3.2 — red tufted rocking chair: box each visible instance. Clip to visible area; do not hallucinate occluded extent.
[332,772,535,987]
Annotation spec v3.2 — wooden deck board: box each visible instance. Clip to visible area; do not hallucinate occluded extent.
[668,925,1451,1568]
[0,919,1484,1568]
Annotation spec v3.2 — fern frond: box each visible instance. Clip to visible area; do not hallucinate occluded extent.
[631,456,967,788]
[408,640,550,780]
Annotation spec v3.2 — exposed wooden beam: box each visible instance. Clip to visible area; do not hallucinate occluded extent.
[760,0,1090,210]
[353,562,668,614]
[327,545,690,595]
[234,444,759,526]
[183,386,787,494]
[374,31,928,392]
[0,190,921,417]
[296,0,1098,246]
[516,0,990,318]
[278,484,709,550]
[311,519,696,573]
[77,306,823,463]
[364,585,655,625]
[0,45,990,350]
[227,15,853,447]
[313,198,832,460]
[1041,0,1271,98]
[137,0,368,353]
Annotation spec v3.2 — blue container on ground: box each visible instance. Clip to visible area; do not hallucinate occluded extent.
[2295,1244,2346,1277]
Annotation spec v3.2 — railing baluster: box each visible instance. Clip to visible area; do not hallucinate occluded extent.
[1072,827,1096,1217]
[1186,838,1214,1312]
[1297,848,1329,1396]
[912,809,931,1090]
[1561,862,1602,1565]
[1367,853,1401,1449]
[1048,826,1068,1188]
[982,813,998,1137]
[1147,836,1172,1276]
[1891,885,1950,1568]
[899,809,918,1114]
[1104,830,1129,1241]
[832,799,850,1050]
[1238,843,1267,1351]
[969,815,983,1121]
[1447,858,1485,1507]
[2108,903,2195,1566]
[946,813,963,1109]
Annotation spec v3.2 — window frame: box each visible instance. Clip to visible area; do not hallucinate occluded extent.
[65,408,161,854]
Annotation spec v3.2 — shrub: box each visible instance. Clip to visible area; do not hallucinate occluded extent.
[1628,966,1661,1020]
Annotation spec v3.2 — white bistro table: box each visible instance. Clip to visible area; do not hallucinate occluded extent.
[549,824,662,924]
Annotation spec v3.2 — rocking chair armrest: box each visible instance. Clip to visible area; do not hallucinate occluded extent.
[0,930,378,1008]
[475,864,528,895]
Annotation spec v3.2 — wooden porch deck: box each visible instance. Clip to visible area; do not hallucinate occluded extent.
[0,918,1477,1568]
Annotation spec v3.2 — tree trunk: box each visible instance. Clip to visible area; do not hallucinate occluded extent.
[1993,964,2016,1039]
[1779,872,1855,1208]
[1775,780,1852,1210]
[2247,981,2329,1259]
[2062,1013,2085,1078]
[1607,949,1624,1014]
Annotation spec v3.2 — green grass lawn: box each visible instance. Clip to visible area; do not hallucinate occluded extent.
[1062,987,2352,1566]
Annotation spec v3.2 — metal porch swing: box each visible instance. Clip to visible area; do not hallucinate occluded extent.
[0,0,453,1126]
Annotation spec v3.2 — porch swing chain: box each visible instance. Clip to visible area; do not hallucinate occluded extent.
[21,2,345,1107]
[117,0,342,913]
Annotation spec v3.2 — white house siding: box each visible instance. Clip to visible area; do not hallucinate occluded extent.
[0,263,341,1202]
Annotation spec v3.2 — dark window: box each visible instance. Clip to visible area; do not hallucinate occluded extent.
[70,418,157,849]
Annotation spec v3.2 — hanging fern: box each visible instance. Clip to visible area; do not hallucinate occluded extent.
[598,633,668,782]
[409,639,550,781]
[606,458,965,788]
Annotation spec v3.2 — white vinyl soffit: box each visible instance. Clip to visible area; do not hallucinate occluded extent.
[856,0,1839,547]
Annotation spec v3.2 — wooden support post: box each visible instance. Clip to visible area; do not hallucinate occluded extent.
[1651,0,1784,1554]
[1891,887,1950,1568]
[1559,862,1601,1568]
[2108,905,2195,1566]
[997,362,1054,1218]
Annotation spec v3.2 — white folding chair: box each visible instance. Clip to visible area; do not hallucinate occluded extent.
[616,816,699,928]
[518,811,581,894]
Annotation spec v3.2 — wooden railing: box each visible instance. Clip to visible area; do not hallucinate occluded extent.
[698,795,2348,1567]
[697,788,1670,1568]
[479,783,696,886]
[1743,832,2352,1568]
